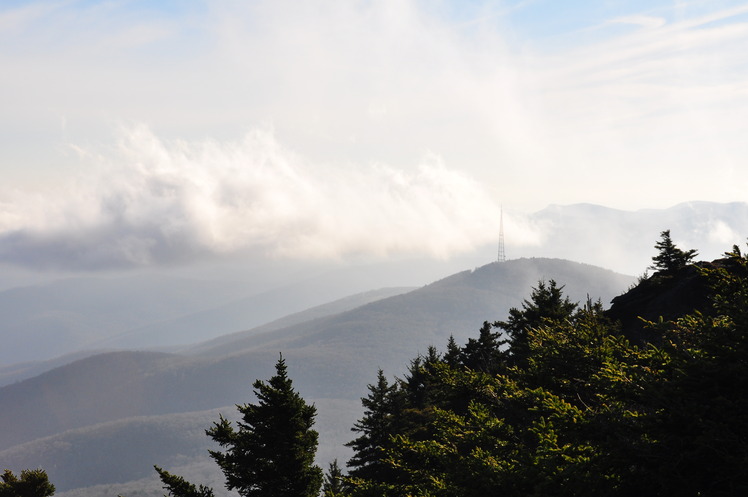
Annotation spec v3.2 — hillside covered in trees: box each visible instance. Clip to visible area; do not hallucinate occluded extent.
[327,236,747,496]
[150,232,748,497]
[6,233,748,496]
[0,256,631,494]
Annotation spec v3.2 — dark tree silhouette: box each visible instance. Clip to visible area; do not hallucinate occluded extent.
[650,229,698,274]
[156,354,322,497]
[346,369,398,483]
[322,459,346,497]
[0,469,55,497]
[497,279,577,362]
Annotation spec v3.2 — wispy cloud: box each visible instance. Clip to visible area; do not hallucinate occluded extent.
[606,15,667,29]
[519,3,748,206]
[1,0,747,270]
[0,126,540,269]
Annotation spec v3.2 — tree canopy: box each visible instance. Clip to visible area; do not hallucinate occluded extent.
[13,231,748,497]
[338,238,748,496]
[650,229,698,274]
[0,469,55,497]
[156,355,322,497]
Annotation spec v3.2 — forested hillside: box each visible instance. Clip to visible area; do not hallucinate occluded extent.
[321,238,748,496]
[0,258,632,495]
[8,237,748,496]
[135,235,748,497]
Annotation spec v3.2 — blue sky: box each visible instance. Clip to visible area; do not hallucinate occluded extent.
[1,0,748,271]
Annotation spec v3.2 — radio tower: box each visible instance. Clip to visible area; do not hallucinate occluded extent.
[498,206,506,263]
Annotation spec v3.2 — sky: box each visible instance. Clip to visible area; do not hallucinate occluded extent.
[2,0,748,275]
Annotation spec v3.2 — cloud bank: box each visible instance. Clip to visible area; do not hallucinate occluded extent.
[0,126,538,269]
[2,1,748,271]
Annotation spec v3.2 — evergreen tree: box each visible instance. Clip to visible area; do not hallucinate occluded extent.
[322,460,346,497]
[346,369,398,483]
[650,229,698,274]
[497,279,577,362]
[343,236,748,496]
[154,467,214,497]
[460,320,506,373]
[443,335,461,367]
[401,347,444,409]
[0,469,55,497]
[156,354,322,497]
[208,355,322,497]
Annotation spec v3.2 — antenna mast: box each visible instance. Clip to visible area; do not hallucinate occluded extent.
[498,206,506,263]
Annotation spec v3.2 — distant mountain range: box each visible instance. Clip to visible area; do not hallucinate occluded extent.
[2,200,747,496]
[0,257,633,496]
[0,268,416,368]
[521,201,748,274]
[3,201,747,369]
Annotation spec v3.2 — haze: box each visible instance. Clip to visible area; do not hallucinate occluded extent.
[2,0,748,280]
[2,4,748,494]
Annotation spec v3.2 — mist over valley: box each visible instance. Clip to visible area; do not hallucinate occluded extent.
[2,1,748,495]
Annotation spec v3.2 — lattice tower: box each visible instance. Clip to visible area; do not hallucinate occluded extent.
[498,206,506,263]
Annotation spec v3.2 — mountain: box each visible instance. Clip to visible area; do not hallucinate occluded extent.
[0,265,428,367]
[522,201,748,275]
[1,398,363,497]
[0,258,633,495]
[0,273,255,365]
[0,255,492,367]
[3,200,746,368]
[91,286,416,352]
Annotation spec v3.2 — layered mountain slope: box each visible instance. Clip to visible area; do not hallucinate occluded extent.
[0,264,426,365]
[0,274,247,364]
[0,258,633,495]
[189,258,631,359]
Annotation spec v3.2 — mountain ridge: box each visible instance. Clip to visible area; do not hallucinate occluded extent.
[0,258,634,483]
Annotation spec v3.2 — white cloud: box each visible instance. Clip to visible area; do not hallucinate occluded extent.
[518,3,748,208]
[708,220,740,245]
[0,126,538,269]
[1,0,748,272]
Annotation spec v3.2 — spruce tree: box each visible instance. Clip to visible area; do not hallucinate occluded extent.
[650,229,698,274]
[208,354,322,497]
[156,354,322,497]
[444,335,461,367]
[460,321,506,373]
[346,369,397,482]
[0,469,55,497]
[497,279,577,362]
[154,467,214,497]
[322,460,346,497]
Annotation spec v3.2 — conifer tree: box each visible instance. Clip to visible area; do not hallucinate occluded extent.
[346,369,397,482]
[322,460,346,497]
[156,354,322,497]
[154,467,214,497]
[650,229,698,274]
[497,279,577,362]
[208,354,322,497]
[0,469,55,497]
[444,335,461,367]
[460,320,506,373]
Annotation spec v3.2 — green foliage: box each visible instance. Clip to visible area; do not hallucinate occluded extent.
[322,460,346,497]
[156,355,322,497]
[497,279,578,363]
[207,355,322,497]
[460,321,506,374]
[154,466,214,497]
[346,369,398,484]
[345,244,748,496]
[650,229,698,274]
[0,469,55,497]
